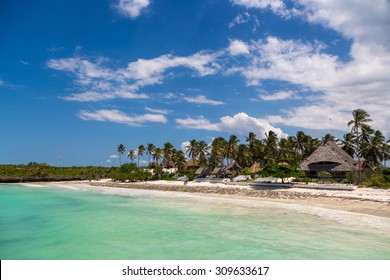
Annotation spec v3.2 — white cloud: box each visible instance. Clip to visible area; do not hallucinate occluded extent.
[19,60,29,65]
[176,112,287,139]
[78,109,168,126]
[145,107,172,114]
[120,52,220,88]
[183,95,225,106]
[48,51,220,101]
[62,91,148,102]
[231,0,300,18]
[114,0,151,19]
[228,39,250,56]
[259,90,299,101]
[109,154,119,159]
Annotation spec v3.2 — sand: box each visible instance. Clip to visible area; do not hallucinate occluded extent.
[57,179,390,218]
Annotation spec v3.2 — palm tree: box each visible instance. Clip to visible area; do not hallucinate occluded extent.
[348,109,373,183]
[117,144,126,166]
[209,137,227,167]
[322,133,335,143]
[173,150,187,171]
[162,142,174,166]
[227,135,240,164]
[186,139,199,163]
[362,130,387,168]
[196,140,209,166]
[127,150,136,163]
[263,131,278,164]
[137,145,145,167]
[338,133,356,157]
[236,144,253,168]
[153,147,163,164]
[146,143,155,166]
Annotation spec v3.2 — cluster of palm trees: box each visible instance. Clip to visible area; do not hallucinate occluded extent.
[117,109,389,172]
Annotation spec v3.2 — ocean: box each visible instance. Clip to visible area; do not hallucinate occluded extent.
[1,183,389,260]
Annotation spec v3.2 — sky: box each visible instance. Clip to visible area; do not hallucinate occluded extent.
[1,0,389,166]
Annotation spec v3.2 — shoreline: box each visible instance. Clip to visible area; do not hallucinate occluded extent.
[40,179,390,218]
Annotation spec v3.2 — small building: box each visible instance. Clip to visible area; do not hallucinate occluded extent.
[300,141,358,178]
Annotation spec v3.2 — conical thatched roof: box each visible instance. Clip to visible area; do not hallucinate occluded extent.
[186,158,200,168]
[250,162,262,174]
[300,141,358,172]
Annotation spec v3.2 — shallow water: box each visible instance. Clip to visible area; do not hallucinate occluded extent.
[0,183,389,260]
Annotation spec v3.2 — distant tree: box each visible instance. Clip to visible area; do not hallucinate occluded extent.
[127,150,136,163]
[153,147,163,164]
[348,109,373,183]
[137,145,145,167]
[146,143,155,166]
[117,144,126,166]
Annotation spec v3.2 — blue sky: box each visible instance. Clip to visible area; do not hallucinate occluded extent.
[1,0,389,166]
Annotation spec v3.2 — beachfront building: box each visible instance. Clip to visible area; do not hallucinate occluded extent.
[186,158,200,170]
[195,160,243,179]
[299,141,358,178]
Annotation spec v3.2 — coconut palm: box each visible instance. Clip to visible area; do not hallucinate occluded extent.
[236,144,253,168]
[153,147,163,164]
[137,145,145,167]
[117,144,126,166]
[196,140,209,166]
[146,143,155,166]
[338,133,356,157]
[227,135,240,164]
[362,130,387,168]
[173,150,187,171]
[186,139,199,163]
[127,150,136,163]
[162,142,174,166]
[209,137,227,167]
[348,109,373,183]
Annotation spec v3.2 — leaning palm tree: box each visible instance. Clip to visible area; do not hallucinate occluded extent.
[348,109,373,183]
[117,144,126,166]
[137,145,145,167]
[127,150,136,164]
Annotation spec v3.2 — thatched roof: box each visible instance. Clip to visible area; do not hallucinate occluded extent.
[300,141,358,172]
[250,162,262,174]
[186,158,200,168]
[150,162,160,168]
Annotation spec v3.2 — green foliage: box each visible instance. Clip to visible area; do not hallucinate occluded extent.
[317,171,332,178]
[241,167,251,175]
[346,171,357,184]
[301,177,311,184]
[362,168,390,188]
[186,170,196,181]
[111,163,152,182]
[259,164,304,182]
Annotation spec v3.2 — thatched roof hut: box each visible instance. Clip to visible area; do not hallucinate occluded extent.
[300,141,358,177]
[150,162,160,169]
[186,158,200,169]
[249,162,262,174]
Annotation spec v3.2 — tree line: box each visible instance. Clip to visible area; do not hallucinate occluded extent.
[118,109,390,171]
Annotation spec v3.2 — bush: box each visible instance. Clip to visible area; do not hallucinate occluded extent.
[301,177,311,184]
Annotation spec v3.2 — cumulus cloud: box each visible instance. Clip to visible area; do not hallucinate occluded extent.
[176,112,287,139]
[113,0,151,19]
[78,109,167,126]
[183,95,225,105]
[109,154,119,159]
[228,39,250,56]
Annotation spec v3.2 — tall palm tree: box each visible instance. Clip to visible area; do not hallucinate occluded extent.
[236,144,253,168]
[209,137,227,167]
[196,140,209,166]
[173,150,187,171]
[348,109,372,183]
[127,150,136,163]
[263,131,278,164]
[186,139,199,163]
[146,143,155,166]
[153,147,163,164]
[137,145,145,167]
[162,142,174,166]
[227,135,240,164]
[117,144,126,166]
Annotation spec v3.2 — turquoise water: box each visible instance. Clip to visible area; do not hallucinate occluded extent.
[0,183,389,260]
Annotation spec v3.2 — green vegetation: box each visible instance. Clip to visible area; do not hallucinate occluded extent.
[259,164,305,183]
[110,163,152,182]
[0,163,114,182]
